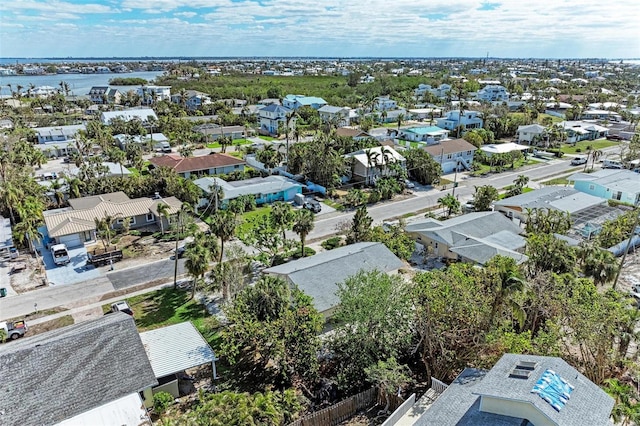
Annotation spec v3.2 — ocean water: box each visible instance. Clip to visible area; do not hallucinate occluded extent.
[0,71,165,97]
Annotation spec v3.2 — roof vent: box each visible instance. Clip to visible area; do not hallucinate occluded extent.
[509,360,538,379]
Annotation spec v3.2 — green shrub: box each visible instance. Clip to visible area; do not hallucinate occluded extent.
[321,236,343,250]
[293,247,316,258]
[153,392,174,414]
[129,230,141,236]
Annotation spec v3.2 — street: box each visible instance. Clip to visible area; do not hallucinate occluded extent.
[107,258,186,290]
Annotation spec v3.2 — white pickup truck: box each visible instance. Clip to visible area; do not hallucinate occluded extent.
[0,320,28,341]
[50,243,70,266]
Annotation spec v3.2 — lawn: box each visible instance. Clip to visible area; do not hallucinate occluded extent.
[206,138,251,149]
[235,206,271,239]
[258,135,277,141]
[560,139,617,154]
[542,178,570,186]
[499,186,534,199]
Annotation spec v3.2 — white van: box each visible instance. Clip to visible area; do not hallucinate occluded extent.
[154,141,172,153]
[51,244,70,266]
[603,159,623,169]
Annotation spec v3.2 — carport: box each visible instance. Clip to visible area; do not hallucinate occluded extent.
[139,322,218,408]
[42,245,103,286]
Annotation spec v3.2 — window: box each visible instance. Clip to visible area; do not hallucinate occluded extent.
[446,154,452,159]
[146,212,154,222]
[589,184,595,190]
[613,191,622,201]
[466,150,472,155]
[117,217,136,225]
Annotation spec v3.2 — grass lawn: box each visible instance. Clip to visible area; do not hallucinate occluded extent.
[542,178,570,186]
[206,138,251,149]
[259,135,277,141]
[323,199,344,211]
[499,186,534,199]
[560,139,617,154]
[28,315,74,336]
[235,206,271,239]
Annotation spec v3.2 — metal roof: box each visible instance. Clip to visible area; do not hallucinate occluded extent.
[494,187,605,214]
[139,321,217,379]
[194,175,302,200]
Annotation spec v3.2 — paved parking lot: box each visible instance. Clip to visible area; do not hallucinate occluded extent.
[42,246,103,286]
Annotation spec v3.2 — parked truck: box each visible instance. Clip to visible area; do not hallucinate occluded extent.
[87,247,123,267]
[104,301,134,316]
[0,320,28,341]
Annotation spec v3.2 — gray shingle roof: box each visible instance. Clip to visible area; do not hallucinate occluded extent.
[263,242,404,314]
[417,354,614,426]
[0,313,157,426]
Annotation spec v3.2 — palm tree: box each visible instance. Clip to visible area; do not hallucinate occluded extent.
[94,211,119,250]
[397,113,405,130]
[364,148,380,185]
[209,210,237,301]
[49,180,65,207]
[590,149,603,170]
[292,209,315,257]
[514,174,529,189]
[107,148,127,177]
[270,201,294,240]
[486,255,526,328]
[437,194,460,217]
[171,203,195,289]
[156,202,171,234]
[184,243,212,299]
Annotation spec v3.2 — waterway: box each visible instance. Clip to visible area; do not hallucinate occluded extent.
[0,71,165,97]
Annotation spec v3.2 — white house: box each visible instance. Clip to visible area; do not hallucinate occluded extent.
[318,105,356,127]
[282,94,327,110]
[100,108,158,125]
[374,96,398,111]
[476,85,509,102]
[423,138,477,173]
[436,110,483,132]
[516,124,547,144]
[559,121,609,143]
[345,146,406,185]
[35,124,86,144]
[137,85,171,105]
[170,90,212,110]
[258,104,295,135]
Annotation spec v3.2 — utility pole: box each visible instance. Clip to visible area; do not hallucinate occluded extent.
[612,203,640,290]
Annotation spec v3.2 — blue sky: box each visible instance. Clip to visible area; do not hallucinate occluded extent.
[0,0,638,58]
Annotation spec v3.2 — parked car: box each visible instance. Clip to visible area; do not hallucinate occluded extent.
[0,320,28,341]
[303,199,322,213]
[570,156,588,166]
[404,179,415,189]
[50,243,70,266]
[106,301,134,316]
[607,134,624,141]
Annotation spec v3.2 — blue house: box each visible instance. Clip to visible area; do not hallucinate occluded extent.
[282,94,327,110]
[398,126,450,143]
[569,169,640,205]
[194,175,303,209]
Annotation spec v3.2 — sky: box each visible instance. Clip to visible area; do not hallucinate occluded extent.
[0,0,639,59]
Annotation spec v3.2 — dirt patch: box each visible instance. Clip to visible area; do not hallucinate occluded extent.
[27,315,74,336]
[71,306,105,323]
[6,306,69,323]
[8,254,47,293]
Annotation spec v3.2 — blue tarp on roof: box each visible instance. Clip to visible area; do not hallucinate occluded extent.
[531,369,574,412]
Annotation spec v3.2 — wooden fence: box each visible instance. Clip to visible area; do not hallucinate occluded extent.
[288,387,377,426]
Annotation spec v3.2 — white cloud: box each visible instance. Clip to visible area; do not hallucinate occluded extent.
[174,11,197,18]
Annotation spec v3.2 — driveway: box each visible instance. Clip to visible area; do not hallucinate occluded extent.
[42,246,103,286]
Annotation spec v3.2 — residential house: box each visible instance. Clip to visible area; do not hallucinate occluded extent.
[113,132,169,150]
[258,104,295,135]
[139,322,217,408]
[0,118,13,129]
[42,192,182,248]
[374,96,398,111]
[100,108,158,125]
[569,169,640,205]
[318,105,357,127]
[436,110,483,132]
[412,353,613,425]
[148,153,246,179]
[282,94,327,110]
[398,126,450,144]
[407,108,442,121]
[480,142,531,157]
[558,121,608,143]
[516,124,547,144]
[581,109,622,122]
[544,101,573,117]
[194,175,303,209]
[422,139,477,173]
[344,146,406,185]
[193,124,247,141]
[87,86,121,104]
[405,212,528,265]
[35,124,86,144]
[137,85,171,104]
[170,90,212,110]
[494,187,606,223]
[262,242,404,318]
[476,85,509,102]
[0,313,157,426]
[335,127,372,141]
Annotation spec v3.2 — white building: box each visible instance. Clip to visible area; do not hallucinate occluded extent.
[374,96,398,111]
[136,85,171,105]
[436,110,483,132]
[476,85,509,102]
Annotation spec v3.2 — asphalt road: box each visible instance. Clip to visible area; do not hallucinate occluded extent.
[107,258,186,290]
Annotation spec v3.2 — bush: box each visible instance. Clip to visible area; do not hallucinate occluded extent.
[367,190,381,204]
[575,148,582,153]
[129,230,141,236]
[293,247,316,258]
[153,391,174,414]
[321,236,343,250]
